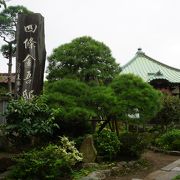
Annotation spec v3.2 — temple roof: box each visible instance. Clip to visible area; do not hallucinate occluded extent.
[0,73,16,83]
[121,48,180,84]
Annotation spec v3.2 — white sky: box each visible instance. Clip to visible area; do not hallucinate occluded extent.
[0,0,180,73]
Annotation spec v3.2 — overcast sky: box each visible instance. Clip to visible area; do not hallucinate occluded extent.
[0,0,180,73]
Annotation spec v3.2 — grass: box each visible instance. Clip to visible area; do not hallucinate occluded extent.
[173,175,180,180]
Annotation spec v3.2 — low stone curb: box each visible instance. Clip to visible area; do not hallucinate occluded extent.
[149,146,180,156]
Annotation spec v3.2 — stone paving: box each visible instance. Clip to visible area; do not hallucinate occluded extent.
[143,159,180,180]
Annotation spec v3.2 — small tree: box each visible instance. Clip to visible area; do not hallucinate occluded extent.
[0,5,32,92]
[0,0,6,9]
[110,74,162,131]
[87,85,119,133]
[47,36,120,85]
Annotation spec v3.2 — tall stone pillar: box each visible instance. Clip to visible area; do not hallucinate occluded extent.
[15,13,46,99]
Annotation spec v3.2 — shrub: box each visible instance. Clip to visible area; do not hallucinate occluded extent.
[118,132,148,159]
[57,107,93,137]
[151,95,180,131]
[94,129,120,160]
[44,79,93,138]
[173,175,180,180]
[156,129,180,151]
[4,96,59,146]
[8,136,83,179]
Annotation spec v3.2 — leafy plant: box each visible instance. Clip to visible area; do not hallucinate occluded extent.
[4,96,59,145]
[94,129,120,160]
[156,129,180,151]
[118,132,148,158]
[72,167,96,180]
[9,136,83,179]
[151,95,180,131]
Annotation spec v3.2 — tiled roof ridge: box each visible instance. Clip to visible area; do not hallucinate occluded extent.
[122,50,180,72]
[141,53,180,72]
[122,54,137,70]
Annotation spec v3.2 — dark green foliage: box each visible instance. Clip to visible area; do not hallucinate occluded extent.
[156,129,180,151]
[44,79,93,137]
[4,96,58,145]
[0,5,33,93]
[118,132,148,158]
[88,86,118,121]
[111,74,162,123]
[59,107,93,137]
[152,95,180,131]
[44,78,89,107]
[87,85,120,132]
[47,36,120,84]
[8,137,83,179]
[94,129,120,160]
[173,175,180,180]
[0,43,15,58]
[0,5,32,41]
[0,0,6,9]
[73,136,85,149]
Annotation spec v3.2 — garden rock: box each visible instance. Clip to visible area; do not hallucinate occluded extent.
[82,163,98,168]
[116,162,123,169]
[81,169,111,180]
[119,161,127,167]
[80,135,97,163]
[128,161,136,166]
[111,166,120,175]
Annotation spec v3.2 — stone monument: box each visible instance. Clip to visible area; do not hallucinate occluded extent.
[15,13,46,99]
[80,134,97,163]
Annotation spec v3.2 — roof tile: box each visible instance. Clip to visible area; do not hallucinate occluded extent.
[121,50,180,83]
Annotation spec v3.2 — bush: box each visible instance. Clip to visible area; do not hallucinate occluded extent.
[156,129,180,151]
[9,136,83,179]
[44,79,93,138]
[57,107,93,137]
[118,132,148,159]
[4,96,59,146]
[94,129,120,160]
[151,95,180,131]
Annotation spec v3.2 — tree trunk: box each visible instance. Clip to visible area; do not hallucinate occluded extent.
[115,120,119,137]
[98,119,111,133]
[7,43,12,93]
[111,120,115,132]
[108,121,113,131]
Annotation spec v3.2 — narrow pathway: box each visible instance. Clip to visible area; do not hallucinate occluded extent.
[144,159,180,180]
[105,150,180,180]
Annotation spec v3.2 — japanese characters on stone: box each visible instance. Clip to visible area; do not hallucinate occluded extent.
[15,14,46,100]
[22,24,37,99]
